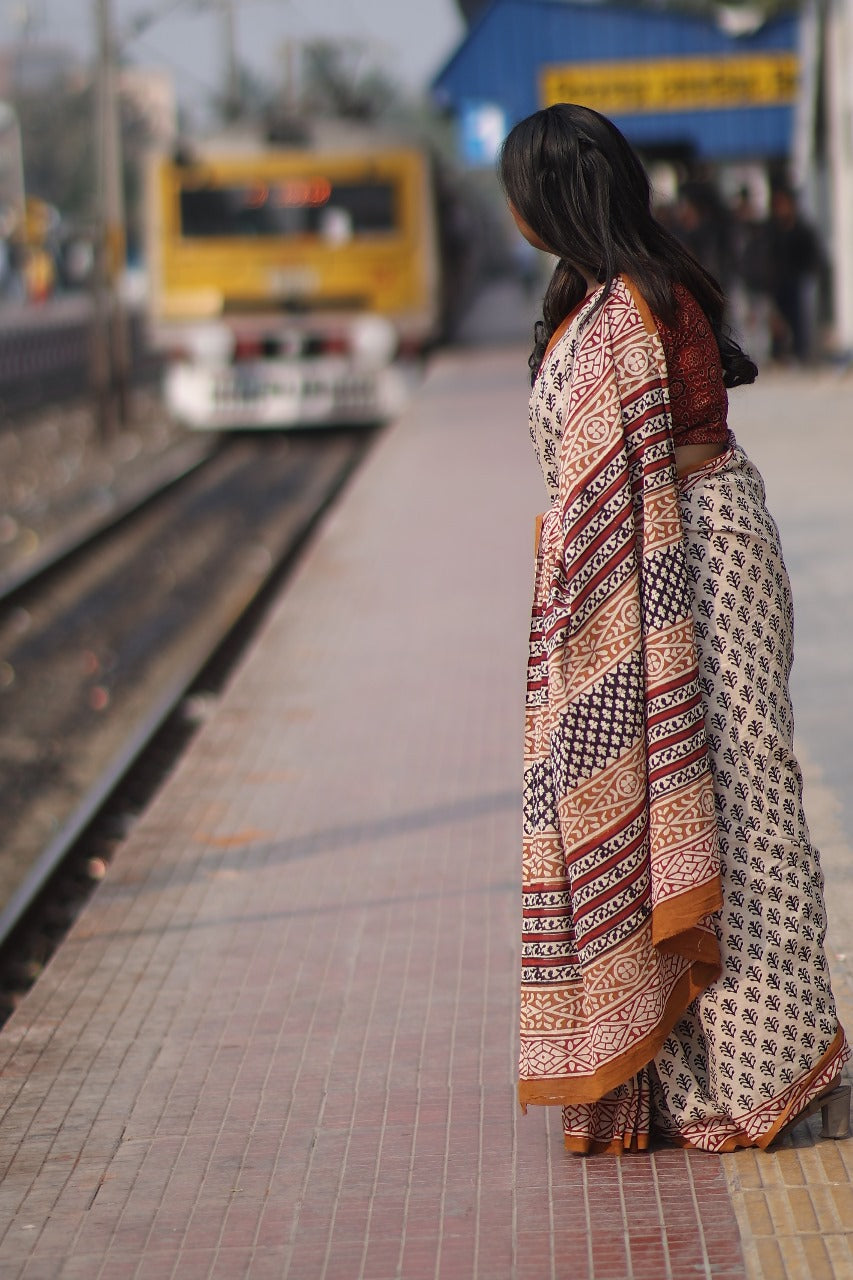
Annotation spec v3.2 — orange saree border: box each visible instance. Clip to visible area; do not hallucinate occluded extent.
[675,1029,849,1153]
[520,953,721,1110]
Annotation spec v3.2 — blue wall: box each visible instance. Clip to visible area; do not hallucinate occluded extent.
[432,0,799,159]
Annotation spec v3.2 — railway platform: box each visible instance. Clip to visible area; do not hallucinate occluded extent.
[1,340,852,1279]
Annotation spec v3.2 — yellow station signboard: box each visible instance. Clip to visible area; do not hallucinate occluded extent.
[541,52,799,115]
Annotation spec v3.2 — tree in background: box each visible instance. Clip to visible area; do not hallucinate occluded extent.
[14,83,95,223]
[11,70,171,285]
[290,40,400,123]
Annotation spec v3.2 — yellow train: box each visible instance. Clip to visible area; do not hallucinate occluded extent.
[146,137,444,428]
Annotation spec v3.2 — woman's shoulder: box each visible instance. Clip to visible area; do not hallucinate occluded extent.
[671,282,710,320]
[657,283,714,349]
[617,275,710,329]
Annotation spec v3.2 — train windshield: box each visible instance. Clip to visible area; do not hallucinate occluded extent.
[179,177,397,239]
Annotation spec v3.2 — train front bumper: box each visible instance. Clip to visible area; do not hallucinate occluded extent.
[164,356,412,429]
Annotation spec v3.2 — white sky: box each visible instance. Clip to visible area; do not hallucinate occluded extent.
[1,1,465,121]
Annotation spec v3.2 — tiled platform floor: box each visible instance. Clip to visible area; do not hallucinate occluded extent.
[0,349,851,1279]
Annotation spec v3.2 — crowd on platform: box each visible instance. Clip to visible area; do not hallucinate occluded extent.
[509,170,828,368]
[660,180,827,366]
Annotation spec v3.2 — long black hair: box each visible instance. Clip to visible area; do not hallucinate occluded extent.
[498,103,757,387]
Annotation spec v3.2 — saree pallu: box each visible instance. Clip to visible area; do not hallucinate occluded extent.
[520,278,849,1151]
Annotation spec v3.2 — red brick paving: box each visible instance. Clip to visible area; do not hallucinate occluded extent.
[0,349,748,1278]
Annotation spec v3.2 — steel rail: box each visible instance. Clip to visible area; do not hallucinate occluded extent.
[0,435,218,605]
[0,432,369,949]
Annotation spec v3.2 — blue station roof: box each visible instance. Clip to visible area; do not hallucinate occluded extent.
[432,0,800,160]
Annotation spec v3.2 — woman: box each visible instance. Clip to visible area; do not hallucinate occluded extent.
[501,103,849,1153]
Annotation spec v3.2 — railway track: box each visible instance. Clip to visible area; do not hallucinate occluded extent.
[0,428,371,967]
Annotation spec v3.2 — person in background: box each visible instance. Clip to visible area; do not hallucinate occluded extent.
[765,187,824,363]
[672,178,732,296]
[498,102,850,1154]
[728,185,773,364]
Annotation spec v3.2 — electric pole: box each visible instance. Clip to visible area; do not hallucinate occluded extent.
[221,0,241,120]
[92,0,130,437]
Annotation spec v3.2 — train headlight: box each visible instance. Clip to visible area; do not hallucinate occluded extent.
[349,315,397,369]
[185,324,235,365]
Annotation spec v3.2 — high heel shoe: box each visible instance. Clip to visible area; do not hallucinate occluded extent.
[774,1083,851,1144]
